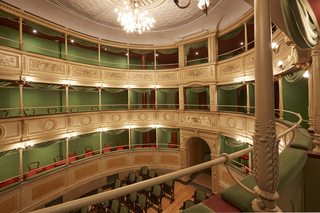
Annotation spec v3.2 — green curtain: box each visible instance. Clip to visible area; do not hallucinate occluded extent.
[69,36,96,47]
[157,48,178,54]
[280,0,318,49]
[133,128,153,133]
[130,49,154,55]
[218,25,244,40]
[0,10,18,19]
[106,129,126,135]
[33,138,65,148]
[105,88,126,93]
[0,80,13,87]
[186,40,208,56]
[247,17,254,24]
[159,88,179,93]
[72,86,97,92]
[133,88,153,93]
[70,132,99,140]
[283,69,306,83]
[219,83,243,90]
[221,136,245,148]
[28,82,63,90]
[101,45,126,53]
[186,86,208,96]
[24,20,63,37]
[160,128,179,133]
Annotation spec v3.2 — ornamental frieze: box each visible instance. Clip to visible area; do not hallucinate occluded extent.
[158,73,177,81]
[132,73,153,81]
[246,56,255,69]
[72,67,98,78]
[29,59,65,74]
[218,62,241,75]
[105,71,126,80]
[0,53,18,68]
[183,115,210,127]
[184,69,207,79]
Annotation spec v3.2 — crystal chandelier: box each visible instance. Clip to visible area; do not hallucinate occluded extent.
[115,0,155,35]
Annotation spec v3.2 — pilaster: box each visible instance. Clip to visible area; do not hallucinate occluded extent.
[278,75,284,119]
[209,84,217,111]
[312,43,320,154]
[308,69,314,131]
[179,86,184,110]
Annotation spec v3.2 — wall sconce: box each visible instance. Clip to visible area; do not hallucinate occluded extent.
[152,85,159,90]
[126,125,133,129]
[126,85,133,90]
[66,133,77,139]
[17,142,33,150]
[151,124,160,128]
[235,77,245,83]
[174,0,209,15]
[272,42,279,53]
[99,128,107,132]
[277,61,284,69]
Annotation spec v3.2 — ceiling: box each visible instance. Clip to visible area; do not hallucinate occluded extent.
[3,0,252,45]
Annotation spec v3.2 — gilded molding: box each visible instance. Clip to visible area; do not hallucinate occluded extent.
[29,59,65,74]
[218,61,241,75]
[0,53,18,68]
[184,69,207,79]
[132,73,153,81]
[105,71,126,80]
[158,73,177,81]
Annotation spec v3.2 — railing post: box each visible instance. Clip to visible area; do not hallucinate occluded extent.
[244,22,248,51]
[64,34,68,60]
[99,88,102,111]
[65,85,69,113]
[245,82,250,114]
[179,86,184,110]
[308,69,314,131]
[277,75,284,119]
[19,81,23,116]
[129,128,132,150]
[19,17,23,50]
[99,132,102,154]
[312,42,320,154]
[98,44,101,66]
[178,45,185,68]
[252,0,281,211]
[66,137,69,164]
[19,147,23,181]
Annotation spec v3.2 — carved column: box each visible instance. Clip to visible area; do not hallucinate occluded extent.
[65,85,69,112]
[19,17,23,50]
[208,35,218,63]
[244,22,248,51]
[64,34,68,60]
[66,137,69,164]
[208,134,220,194]
[308,69,314,131]
[252,0,280,211]
[312,43,320,154]
[180,134,189,182]
[19,82,23,116]
[245,82,250,114]
[278,75,284,119]
[179,86,184,110]
[98,88,102,111]
[19,148,23,181]
[209,84,218,111]
[98,44,101,66]
[178,45,185,68]
[248,144,252,170]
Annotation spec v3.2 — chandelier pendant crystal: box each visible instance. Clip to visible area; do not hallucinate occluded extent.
[115,0,155,35]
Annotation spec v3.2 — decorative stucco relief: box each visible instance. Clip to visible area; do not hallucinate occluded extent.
[29,59,65,74]
[72,68,98,78]
[0,53,18,68]
[81,116,91,126]
[246,56,255,69]
[41,119,57,132]
[227,117,236,128]
[218,61,241,75]
[158,73,177,81]
[183,115,210,127]
[163,113,174,121]
[112,114,121,122]
[132,73,153,81]
[105,71,126,80]
[184,69,207,79]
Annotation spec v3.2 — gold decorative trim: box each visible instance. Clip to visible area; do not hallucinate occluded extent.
[80,116,92,126]
[0,53,19,68]
[40,119,58,132]
[0,125,5,140]
[112,114,121,122]
[227,117,236,128]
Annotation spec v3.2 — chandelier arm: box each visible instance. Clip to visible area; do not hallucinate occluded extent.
[174,0,192,9]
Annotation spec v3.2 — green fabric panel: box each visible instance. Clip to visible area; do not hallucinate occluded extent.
[104,88,125,93]
[180,203,215,213]
[23,32,61,58]
[69,134,100,157]
[218,25,244,40]
[157,48,178,54]
[185,40,208,56]
[23,141,66,173]
[0,151,19,181]
[71,86,96,92]
[186,86,208,96]
[34,138,65,148]
[218,50,245,61]
[0,182,21,192]
[101,45,126,53]
[0,25,20,49]
[0,10,18,19]
[0,80,13,87]
[0,149,12,158]
[280,0,318,49]
[133,89,153,93]
[218,87,238,112]
[222,135,245,148]
[131,130,143,146]
[219,84,243,90]
[106,129,126,135]
[186,89,198,110]
[160,128,179,133]
[100,51,127,69]
[23,88,63,115]
[134,128,153,133]
[25,164,67,181]
[0,87,20,117]
[130,90,139,105]
[284,69,305,83]
[67,44,99,65]
[221,148,308,212]
[159,88,179,93]
[187,58,208,66]
[102,131,129,148]
[101,90,127,110]
[130,49,154,54]
[24,20,63,37]
[249,83,255,114]
[282,77,309,129]
[28,82,63,90]
[69,35,96,47]
[69,90,99,111]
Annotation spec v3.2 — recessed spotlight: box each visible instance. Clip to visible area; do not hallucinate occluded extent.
[156,54,158,56]
[71,39,74,43]
[126,53,128,56]
[33,30,37,33]
[240,42,244,45]
[105,48,107,50]
[196,52,198,55]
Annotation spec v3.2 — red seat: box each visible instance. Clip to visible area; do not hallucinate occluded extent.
[168,143,175,148]
[85,146,94,154]
[44,164,55,171]
[29,167,43,173]
[85,153,93,158]
[135,146,142,149]
[26,170,37,178]
[54,155,67,167]
[117,147,124,151]
[151,145,156,148]
[143,145,150,148]
[69,157,77,163]
[55,161,66,166]
[86,150,94,154]
[103,149,111,154]
[28,162,43,173]
[0,178,14,188]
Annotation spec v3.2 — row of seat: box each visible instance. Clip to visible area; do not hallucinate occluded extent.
[179,189,209,211]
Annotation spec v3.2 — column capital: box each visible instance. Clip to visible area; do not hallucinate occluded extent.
[311,44,320,57]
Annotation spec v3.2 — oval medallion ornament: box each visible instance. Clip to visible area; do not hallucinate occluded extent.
[0,125,5,139]
[112,114,121,122]
[139,113,147,121]
[41,119,57,132]
[227,117,236,128]
[164,113,173,121]
[81,116,91,126]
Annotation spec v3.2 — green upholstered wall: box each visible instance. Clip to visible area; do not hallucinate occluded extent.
[65,44,99,66]
[102,131,129,148]
[218,87,238,112]
[283,77,309,129]
[69,134,99,157]
[101,90,128,110]
[68,90,99,111]
[0,87,20,117]
[158,129,180,148]
[100,51,127,69]
[249,84,255,114]
[157,90,175,109]
[0,25,19,49]
[0,151,19,181]
[131,130,143,147]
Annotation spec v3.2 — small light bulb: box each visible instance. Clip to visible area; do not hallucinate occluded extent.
[115,8,118,12]
[71,39,74,43]
[240,42,244,45]
[33,29,37,33]
[196,52,198,55]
